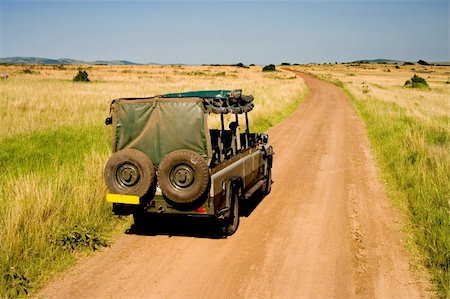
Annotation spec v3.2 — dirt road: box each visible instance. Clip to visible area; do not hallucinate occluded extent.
[38,71,429,298]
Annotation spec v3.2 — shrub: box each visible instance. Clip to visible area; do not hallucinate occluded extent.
[73,70,90,82]
[404,74,429,89]
[262,64,276,72]
[403,62,415,66]
[3,267,30,298]
[22,69,33,74]
[51,225,108,251]
[362,85,370,94]
[417,60,429,66]
[281,62,291,66]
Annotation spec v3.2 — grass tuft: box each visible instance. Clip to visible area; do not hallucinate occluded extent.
[51,225,109,252]
[3,267,30,298]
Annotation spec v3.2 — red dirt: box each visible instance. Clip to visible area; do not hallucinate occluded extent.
[37,71,430,298]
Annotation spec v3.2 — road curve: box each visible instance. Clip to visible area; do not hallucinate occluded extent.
[38,71,429,298]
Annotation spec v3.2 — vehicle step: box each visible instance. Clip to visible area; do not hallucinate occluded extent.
[245,180,265,199]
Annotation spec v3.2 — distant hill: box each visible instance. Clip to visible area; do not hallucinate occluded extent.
[0,56,156,65]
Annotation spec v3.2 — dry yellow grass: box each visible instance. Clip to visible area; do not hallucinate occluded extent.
[0,65,304,137]
[299,63,450,122]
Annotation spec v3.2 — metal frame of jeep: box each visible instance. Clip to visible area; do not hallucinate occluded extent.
[104,89,273,235]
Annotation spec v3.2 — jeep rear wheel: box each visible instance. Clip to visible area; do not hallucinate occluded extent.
[158,150,210,204]
[104,149,156,198]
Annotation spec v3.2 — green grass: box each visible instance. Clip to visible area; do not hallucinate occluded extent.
[0,126,107,177]
[343,87,449,298]
[0,125,129,297]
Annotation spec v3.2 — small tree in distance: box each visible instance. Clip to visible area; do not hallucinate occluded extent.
[417,60,429,66]
[404,74,429,89]
[262,64,276,72]
[73,70,90,82]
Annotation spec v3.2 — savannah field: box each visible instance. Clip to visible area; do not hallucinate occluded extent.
[291,63,450,297]
[0,64,305,297]
[0,62,449,298]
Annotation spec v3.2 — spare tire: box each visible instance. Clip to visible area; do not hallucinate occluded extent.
[158,149,210,204]
[104,149,156,198]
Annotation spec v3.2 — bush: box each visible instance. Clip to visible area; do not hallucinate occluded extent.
[404,74,430,89]
[362,85,370,94]
[235,62,247,68]
[281,62,291,66]
[262,64,276,72]
[73,70,90,82]
[417,60,429,66]
[403,62,415,66]
[3,267,30,297]
[51,225,108,251]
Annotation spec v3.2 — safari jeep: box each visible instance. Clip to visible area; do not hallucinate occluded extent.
[104,90,273,235]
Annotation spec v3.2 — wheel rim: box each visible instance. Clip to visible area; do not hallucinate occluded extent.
[169,164,195,190]
[115,163,140,188]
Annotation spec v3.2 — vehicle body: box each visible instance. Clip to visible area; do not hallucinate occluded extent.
[104,90,273,235]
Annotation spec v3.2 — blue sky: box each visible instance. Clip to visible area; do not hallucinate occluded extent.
[0,1,448,64]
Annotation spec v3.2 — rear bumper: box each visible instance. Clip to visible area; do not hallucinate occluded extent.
[106,193,215,216]
[106,193,140,205]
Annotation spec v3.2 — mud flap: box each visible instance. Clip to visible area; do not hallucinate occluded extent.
[112,203,137,216]
[216,177,242,220]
